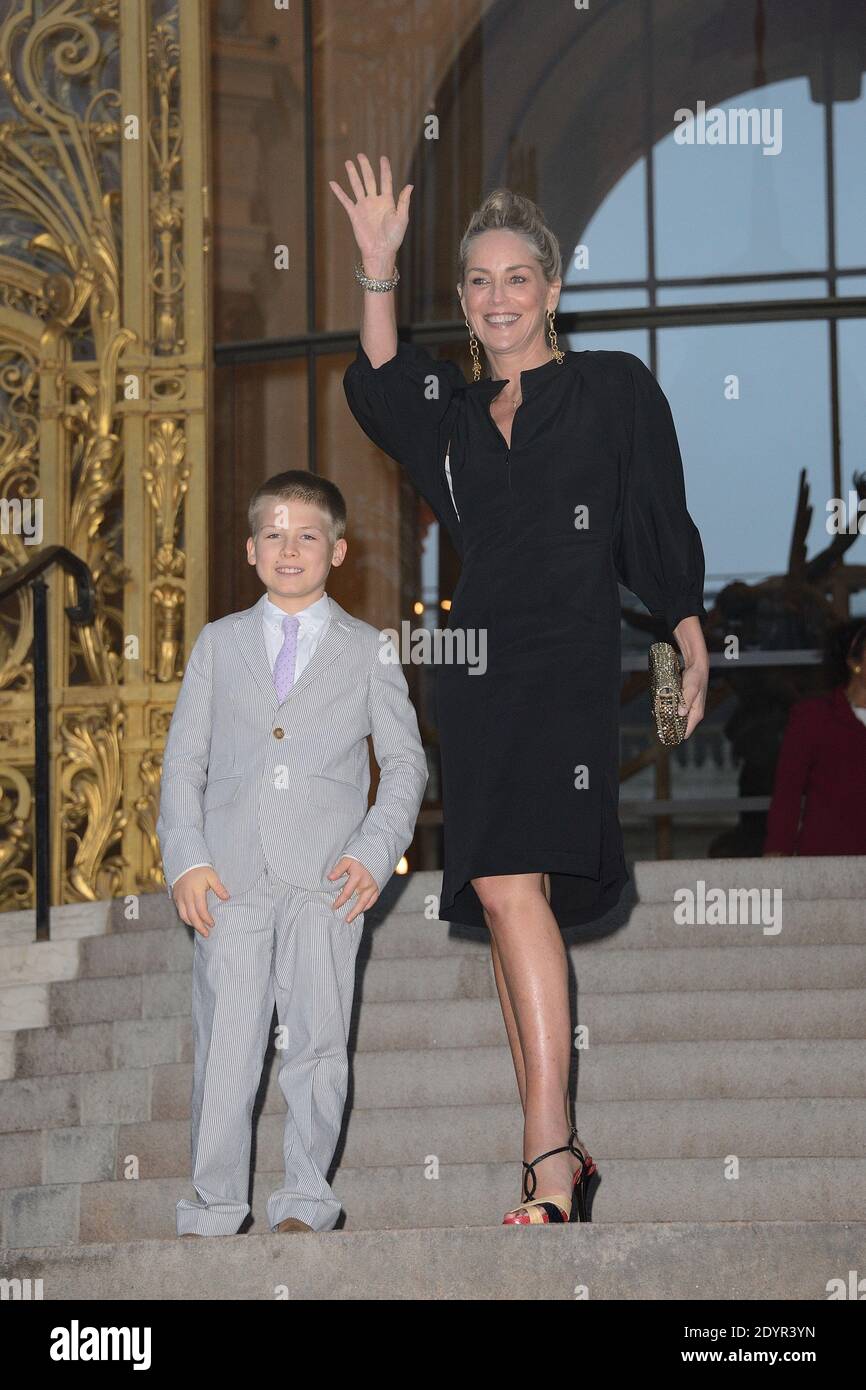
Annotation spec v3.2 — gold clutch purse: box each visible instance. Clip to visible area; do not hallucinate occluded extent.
[649,641,688,746]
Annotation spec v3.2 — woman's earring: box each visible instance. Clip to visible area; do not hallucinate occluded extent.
[465,316,482,382]
[548,309,565,364]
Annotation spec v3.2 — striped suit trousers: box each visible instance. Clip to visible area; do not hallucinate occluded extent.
[175,865,364,1235]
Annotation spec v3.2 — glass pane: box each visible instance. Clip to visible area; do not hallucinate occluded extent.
[657,279,827,305]
[566,158,647,288]
[317,352,406,631]
[560,288,649,312]
[211,0,307,342]
[834,88,866,269]
[838,319,866,572]
[838,276,866,297]
[318,0,650,332]
[656,323,831,600]
[654,78,826,280]
[320,349,444,821]
[318,0,469,329]
[210,358,308,618]
[568,327,650,358]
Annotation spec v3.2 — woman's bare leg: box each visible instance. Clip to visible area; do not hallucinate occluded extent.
[488,924,527,1108]
[486,872,550,1112]
[472,870,580,1203]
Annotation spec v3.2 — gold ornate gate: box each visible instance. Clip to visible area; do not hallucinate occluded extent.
[0,0,211,909]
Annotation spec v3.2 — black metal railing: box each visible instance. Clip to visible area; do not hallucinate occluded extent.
[0,547,95,940]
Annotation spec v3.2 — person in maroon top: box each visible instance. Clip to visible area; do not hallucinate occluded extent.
[764,621,866,856]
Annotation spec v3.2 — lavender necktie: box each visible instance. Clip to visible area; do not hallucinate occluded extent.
[273,613,300,702]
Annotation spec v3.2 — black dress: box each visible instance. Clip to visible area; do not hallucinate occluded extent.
[343,340,707,930]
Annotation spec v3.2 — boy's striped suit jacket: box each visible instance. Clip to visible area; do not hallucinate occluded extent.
[156,592,428,900]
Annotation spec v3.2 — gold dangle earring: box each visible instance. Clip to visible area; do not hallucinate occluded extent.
[548,309,565,364]
[465,316,482,382]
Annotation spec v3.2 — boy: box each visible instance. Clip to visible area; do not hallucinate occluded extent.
[156,470,428,1235]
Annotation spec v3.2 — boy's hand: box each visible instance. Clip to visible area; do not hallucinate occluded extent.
[328,857,379,923]
[173,866,230,938]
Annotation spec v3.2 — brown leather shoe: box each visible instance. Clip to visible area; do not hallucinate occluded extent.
[180,1232,203,1238]
[274,1217,313,1233]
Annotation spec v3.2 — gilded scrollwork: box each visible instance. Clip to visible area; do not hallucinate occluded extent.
[0,340,39,690]
[151,580,184,681]
[59,697,126,902]
[0,762,34,908]
[0,1,208,913]
[133,746,164,892]
[144,414,188,579]
[148,13,184,356]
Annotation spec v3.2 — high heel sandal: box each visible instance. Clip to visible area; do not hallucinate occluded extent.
[502,1126,598,1224]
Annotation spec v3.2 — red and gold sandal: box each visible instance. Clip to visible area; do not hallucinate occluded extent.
[502,1127,598,1224]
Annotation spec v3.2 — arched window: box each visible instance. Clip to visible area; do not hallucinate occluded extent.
[562,75,866,608]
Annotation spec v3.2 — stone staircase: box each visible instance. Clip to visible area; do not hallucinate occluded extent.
[1,856,865,1299]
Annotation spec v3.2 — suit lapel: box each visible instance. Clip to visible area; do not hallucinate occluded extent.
[285,595,354,707]
[232,593,355,711]
[233,595,275,705]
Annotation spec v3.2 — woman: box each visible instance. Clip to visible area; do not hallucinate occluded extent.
[764,620,866,856]
[331,154,709,1224]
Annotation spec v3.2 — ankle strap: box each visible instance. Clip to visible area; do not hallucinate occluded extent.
[522,1128,584,1200]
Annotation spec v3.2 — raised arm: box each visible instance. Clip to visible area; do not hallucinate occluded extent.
[329,152,411,367]
[332,152,467,554]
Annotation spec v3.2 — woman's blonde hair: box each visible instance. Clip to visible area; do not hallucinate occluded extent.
[458,188,562,288]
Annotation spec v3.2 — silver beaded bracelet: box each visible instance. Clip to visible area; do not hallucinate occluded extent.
[354,260,400,292]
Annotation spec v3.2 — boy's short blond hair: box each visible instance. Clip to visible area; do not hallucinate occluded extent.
[248,470,347,546]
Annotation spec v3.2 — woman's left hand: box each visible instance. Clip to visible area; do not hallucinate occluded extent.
[672,616,709,739]
[678,660,708,738]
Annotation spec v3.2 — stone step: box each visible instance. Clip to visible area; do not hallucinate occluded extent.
[2,854,863,951]
[6,895,863,959]
[2,896,862,1006]
[0,939,80,986]
[5,926,865,1046]
[2,1038,862,1136]
[1,939,862,1080]
[102,1094,866,1169]
[3,1221,861,1300]
[632,855,866,903]
[72,931,497,997]
[3,1156,864,1248]
[29,971,865,1045]
[0,901,113,948]
[21,928,866,998]
[153,1039,866,1114]
[5,987,866,1081]
[354,988,866,1049]
[0,984,50,1032]
[3,1095,861,1193]
[360,902,863,954]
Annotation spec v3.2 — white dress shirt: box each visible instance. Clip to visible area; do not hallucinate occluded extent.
[262,589,331,680]
[172,589,364,887]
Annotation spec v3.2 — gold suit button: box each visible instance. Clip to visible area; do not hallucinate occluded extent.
[273,727,285,738]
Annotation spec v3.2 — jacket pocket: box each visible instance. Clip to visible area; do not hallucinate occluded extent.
[307,774,366,814]
[204,774,242,811]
